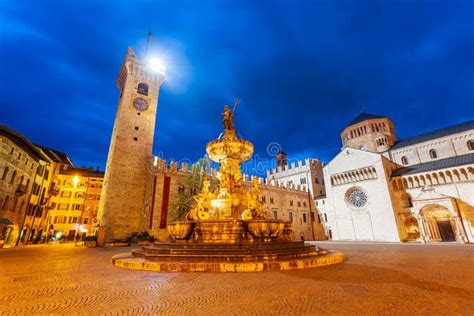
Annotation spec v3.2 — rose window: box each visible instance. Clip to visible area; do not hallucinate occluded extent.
[346,188,368,208]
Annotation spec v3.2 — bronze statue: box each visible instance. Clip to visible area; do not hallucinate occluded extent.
[222,105,234,131]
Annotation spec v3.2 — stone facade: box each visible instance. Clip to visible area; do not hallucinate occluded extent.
[323,114,474,243]
[98,47,165,241]
[266,157,327,240]
[387,122,474,166]
[48,166,104,241]
[267,158,326,198]
[141,159,324,241]
[341,114,397,153]
[0,125,72,247]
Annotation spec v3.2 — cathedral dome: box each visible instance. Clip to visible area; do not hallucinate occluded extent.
[346,113,386,128]
[340,112,396,153]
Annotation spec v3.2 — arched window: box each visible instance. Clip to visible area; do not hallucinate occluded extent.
[402,193,413,208]
[10,170,17,184]
[2,166,9,181]
[1,195,9,210]
[468,140,474,151]
[429,149,438,159]
[401,156,409,165]
[137,82,149,96]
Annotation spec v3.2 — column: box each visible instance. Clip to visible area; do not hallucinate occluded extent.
[454,217,468,243]
[418,217,427,243]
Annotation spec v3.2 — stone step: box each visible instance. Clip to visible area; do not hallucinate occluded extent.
[150,241,310,250]
[141,245,316,256]
[132,249,321,263]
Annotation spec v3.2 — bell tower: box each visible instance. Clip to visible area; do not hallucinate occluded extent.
[98,46,165,242]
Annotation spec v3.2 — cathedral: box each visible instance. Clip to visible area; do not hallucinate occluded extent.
[318,113,474,243]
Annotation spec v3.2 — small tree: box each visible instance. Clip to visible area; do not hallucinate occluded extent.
[170,157,219,221]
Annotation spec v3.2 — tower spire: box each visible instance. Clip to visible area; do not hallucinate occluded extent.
[145,30,152,58]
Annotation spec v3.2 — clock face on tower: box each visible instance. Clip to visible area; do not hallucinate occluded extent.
[133,97,148,111]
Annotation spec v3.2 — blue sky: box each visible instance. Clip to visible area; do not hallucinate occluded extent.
[1,0,473,174]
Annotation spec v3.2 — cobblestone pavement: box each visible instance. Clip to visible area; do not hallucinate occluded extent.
[0,242,473,315]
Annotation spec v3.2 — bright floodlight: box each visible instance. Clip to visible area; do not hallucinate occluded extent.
[148,57,166,75]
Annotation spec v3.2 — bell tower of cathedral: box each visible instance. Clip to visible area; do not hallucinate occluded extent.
[98,46,165,242]
[340,113,397,153]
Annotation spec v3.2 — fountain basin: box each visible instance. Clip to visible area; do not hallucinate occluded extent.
[247,220,286,240]
[197,220,246,244]
[206,138,254,162]
[168,221,195,240]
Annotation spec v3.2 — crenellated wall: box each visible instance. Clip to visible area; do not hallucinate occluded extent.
[143,156,327,241]
[267,158,326,198]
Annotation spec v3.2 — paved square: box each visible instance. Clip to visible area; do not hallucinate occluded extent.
[1,242,473,315]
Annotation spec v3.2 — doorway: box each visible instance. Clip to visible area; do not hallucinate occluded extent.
[436,220,455,241]
[420,204,458,242]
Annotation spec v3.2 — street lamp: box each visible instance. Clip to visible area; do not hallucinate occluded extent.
[73,176,80,188]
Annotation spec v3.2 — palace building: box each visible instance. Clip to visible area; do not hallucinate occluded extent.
[0,124,106,248]
[0,125,74,247]
[322,113,474,243]
[48,166,104,241]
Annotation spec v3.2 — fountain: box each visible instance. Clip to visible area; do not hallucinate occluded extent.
[112,105,344,272]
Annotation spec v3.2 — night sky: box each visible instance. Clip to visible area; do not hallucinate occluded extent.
[1,1,473,175]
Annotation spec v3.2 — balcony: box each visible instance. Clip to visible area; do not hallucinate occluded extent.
[15,184,28,197]
[49,186,60,196]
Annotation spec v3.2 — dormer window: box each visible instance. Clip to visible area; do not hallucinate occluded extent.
[137,82,149,96]
[401,156,409,165]
[429,149,438,159]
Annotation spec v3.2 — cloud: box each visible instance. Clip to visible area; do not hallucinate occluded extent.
[1,1,473,174]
